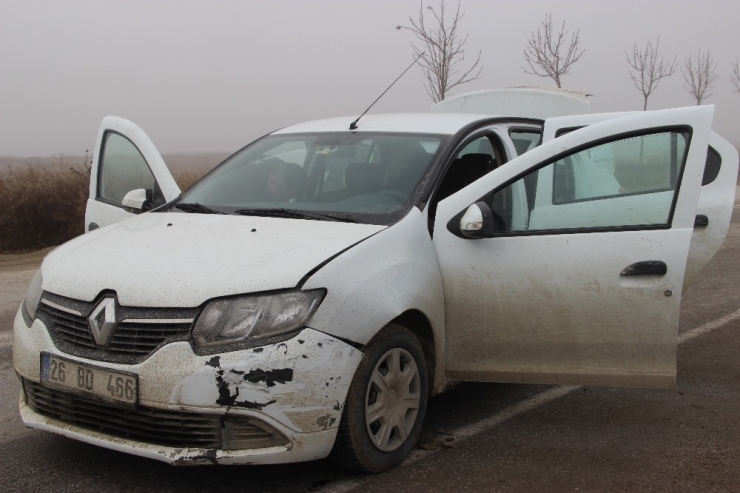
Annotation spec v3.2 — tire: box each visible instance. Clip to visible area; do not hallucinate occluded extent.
[330,323,429,473]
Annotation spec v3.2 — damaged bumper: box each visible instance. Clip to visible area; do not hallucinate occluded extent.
[18,395,340,465]
[13,308,363,464]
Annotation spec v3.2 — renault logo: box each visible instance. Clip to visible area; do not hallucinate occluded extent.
[88,297,117,346]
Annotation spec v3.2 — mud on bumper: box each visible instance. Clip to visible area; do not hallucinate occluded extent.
[13,308,364,464]
[19,395,341,465]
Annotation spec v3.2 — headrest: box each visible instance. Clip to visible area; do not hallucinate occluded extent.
[390,152,433,193]
[439,153,494,194]
[345,162,385,194]
[267,159,307,199]
[460,153,494,171]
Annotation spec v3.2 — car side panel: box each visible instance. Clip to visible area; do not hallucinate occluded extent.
[301,207,448,393]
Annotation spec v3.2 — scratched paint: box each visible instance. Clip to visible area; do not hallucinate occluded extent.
[14,315,363,436]
[18,396,341,465]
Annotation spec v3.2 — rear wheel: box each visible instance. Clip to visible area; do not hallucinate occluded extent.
[331,324,429,472]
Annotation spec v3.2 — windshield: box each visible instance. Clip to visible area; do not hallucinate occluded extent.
[176,132,446,225]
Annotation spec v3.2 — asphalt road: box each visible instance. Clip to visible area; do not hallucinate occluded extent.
[1,209,740,492]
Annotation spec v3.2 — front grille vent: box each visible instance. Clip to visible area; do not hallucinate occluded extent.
[37,292,198,364]
[24,379,221,448]
[23,380,289,451]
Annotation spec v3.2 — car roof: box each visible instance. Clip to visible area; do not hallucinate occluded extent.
[272,113,513,136]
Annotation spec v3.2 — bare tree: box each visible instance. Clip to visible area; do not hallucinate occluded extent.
[625,37,677,110]
[396,1,482,103]
[522,13,585,88]
[731,59,740,94]
[682,50,720,105]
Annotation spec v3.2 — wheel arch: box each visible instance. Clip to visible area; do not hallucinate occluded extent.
[392,309,437,396]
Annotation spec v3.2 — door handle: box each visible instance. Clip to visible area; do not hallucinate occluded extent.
[620,261,667,276]
[694,215,709,227]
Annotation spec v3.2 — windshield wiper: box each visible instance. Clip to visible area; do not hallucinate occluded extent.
[234,208,359,223]
[174,203,225,215]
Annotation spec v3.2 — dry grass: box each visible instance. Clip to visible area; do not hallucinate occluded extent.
[0,161,89,253]
[174,167,212,192]
[0,154,224,253]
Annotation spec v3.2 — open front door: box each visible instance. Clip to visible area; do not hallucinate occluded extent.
[434,106,715,389]
[85,116,180,231]
[543,112,739,288]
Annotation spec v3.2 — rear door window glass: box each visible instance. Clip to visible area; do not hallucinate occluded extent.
[510,130,542,155]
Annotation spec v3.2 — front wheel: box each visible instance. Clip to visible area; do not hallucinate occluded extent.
[330,324,429,472]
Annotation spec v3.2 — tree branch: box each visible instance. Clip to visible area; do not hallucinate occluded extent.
[625,36,677,110]
[682,50,719,105]
[522,13,584,88]
[731,59,740,95]
[396,0,482,102]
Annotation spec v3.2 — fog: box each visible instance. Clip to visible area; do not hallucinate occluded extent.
[1,0,739,157]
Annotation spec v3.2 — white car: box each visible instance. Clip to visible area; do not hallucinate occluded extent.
[13,90,738,472]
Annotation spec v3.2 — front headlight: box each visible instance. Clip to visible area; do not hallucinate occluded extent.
[23,269,44,321]
[192,289,325,349]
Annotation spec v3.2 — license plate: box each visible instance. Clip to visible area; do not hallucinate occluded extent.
[40,353,138,407]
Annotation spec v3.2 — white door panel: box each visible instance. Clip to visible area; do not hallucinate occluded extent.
[86,116,179,231]
[684,133,739,287]
[434,106,714,388]
[543,111,738,290]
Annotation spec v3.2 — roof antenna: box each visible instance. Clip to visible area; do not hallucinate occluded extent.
[349,51,425,130]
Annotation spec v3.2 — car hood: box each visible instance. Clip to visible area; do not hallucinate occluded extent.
[42,212,386,307]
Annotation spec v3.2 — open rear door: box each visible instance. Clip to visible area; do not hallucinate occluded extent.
[85,116,180,231]
[543,112,739,288]
[683,133,739,286]
[434,106,716,389]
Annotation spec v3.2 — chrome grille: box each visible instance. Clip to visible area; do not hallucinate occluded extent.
[37,292,198,364]
[23,380,289,450]
[108,321,194,355]
[40,302,95,348]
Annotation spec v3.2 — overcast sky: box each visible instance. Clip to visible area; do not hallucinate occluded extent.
[1,0,739,157]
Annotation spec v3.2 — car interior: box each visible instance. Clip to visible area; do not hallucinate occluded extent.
[427,134,504,233]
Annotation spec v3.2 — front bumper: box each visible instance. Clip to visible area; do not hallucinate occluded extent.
[18,395,340,465]
[12,308,363,465]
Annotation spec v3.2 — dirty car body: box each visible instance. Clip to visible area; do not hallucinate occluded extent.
[12,90,739,471]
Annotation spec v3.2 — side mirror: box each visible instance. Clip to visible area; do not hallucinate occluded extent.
[459,201,496,239]
[121,189,153,214]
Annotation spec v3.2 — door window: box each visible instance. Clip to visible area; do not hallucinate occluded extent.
[98,132,164,207]
[435,136,501,202]
[457,136,495,158]
[489,131,690,233]
[509,130,542,155]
